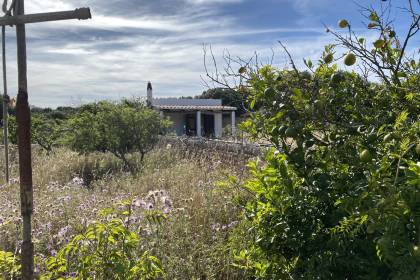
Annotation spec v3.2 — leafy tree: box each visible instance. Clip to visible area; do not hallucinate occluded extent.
[65,100,171,171]
[7,114,62,153]
[220,2,420,279]
[31,115,62,153]
[198,88,248,115]
[7,115,17,145]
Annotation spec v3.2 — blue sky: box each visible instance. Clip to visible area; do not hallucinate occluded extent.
[1,0,415,107]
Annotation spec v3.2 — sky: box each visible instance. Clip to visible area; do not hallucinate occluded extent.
[0,0,416,107]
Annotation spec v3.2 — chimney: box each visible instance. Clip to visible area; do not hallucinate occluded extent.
[147,81,153,107]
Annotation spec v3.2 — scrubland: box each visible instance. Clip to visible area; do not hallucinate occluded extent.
[0,143,254,279]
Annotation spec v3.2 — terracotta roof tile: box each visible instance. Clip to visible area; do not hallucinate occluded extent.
[153,105,236,111]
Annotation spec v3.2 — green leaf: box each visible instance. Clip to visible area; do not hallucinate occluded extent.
[369,12,379,22]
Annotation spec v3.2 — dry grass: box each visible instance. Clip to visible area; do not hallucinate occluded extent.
[0,143,253,279]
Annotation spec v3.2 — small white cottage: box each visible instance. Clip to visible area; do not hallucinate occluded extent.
[147,82,236,138]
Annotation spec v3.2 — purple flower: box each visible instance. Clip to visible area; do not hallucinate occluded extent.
[71,177,84,186]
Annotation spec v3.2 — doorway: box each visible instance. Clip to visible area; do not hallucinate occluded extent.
[202,114,215,138]
[185,114,196,136]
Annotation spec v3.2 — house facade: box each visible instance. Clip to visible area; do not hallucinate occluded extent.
[147,82,236,138]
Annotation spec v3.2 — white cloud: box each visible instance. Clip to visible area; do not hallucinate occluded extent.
[185,0,244,4]
[89,15,185,31]
[0,0,335,107]
[44,47,95,55]
[25,0,74,13]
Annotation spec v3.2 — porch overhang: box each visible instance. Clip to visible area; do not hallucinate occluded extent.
[153,105,237,112]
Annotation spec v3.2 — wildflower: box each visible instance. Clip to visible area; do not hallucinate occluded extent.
[211,223,221,231]
[228,221,238,228]
[163,198,173,213]
[45,222,52,230]
[55,225,72,244]
[133,199,147,209]
[10,178,19,184]
[71,177,84,186]
[163,206,172,214]
[58,196,71,202]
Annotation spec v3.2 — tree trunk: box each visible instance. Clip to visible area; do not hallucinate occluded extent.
[116,152,133,174]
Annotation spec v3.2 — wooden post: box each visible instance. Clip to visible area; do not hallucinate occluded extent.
[15,0,34,278]
[0,1,91,278]
[0,8,91,26]
[2,25,9,184]
[2,95,8,184]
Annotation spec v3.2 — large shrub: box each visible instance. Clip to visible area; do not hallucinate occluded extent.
[231,3,420,279]
[8,113,64,153]
[65,100,171,171]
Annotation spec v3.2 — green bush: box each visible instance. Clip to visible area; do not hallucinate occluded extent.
[0,251,20,279]
[75,152,125,186]
[7,113,63,153]
[43,219,163,279]
[0,210,163,280]
[232,4,420,279]
[64,100,171,172]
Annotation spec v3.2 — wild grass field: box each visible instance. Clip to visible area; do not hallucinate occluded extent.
[0,142,254,279]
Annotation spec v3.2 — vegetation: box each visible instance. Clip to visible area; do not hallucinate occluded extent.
[0,1,419,279]
[228,3,420,279]
[0,143,251,279]
[45,214,163,279]
[6,100,171,171]
[65,101,171,171]
[1,212,164,280]
[199,88,248,115]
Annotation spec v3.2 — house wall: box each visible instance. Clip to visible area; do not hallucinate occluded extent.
[162,110,235,138]
[164,112,185,136]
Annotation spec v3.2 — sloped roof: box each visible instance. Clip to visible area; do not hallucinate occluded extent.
[152,98,222,106]
[154,105,236,111]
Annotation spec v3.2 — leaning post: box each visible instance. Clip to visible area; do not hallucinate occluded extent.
[13,2,91,279]
[15,0,34,278]
[0,2,91,277]
[2,24,9,184]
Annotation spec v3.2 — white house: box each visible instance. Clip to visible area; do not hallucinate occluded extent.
[147,82,236,138]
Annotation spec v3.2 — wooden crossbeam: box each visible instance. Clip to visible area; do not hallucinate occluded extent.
[0,8,91,26]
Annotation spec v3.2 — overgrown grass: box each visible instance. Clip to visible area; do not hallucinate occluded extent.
[0,143,253,279]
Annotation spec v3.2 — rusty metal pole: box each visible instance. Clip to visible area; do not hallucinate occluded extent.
[15,0,34,278]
